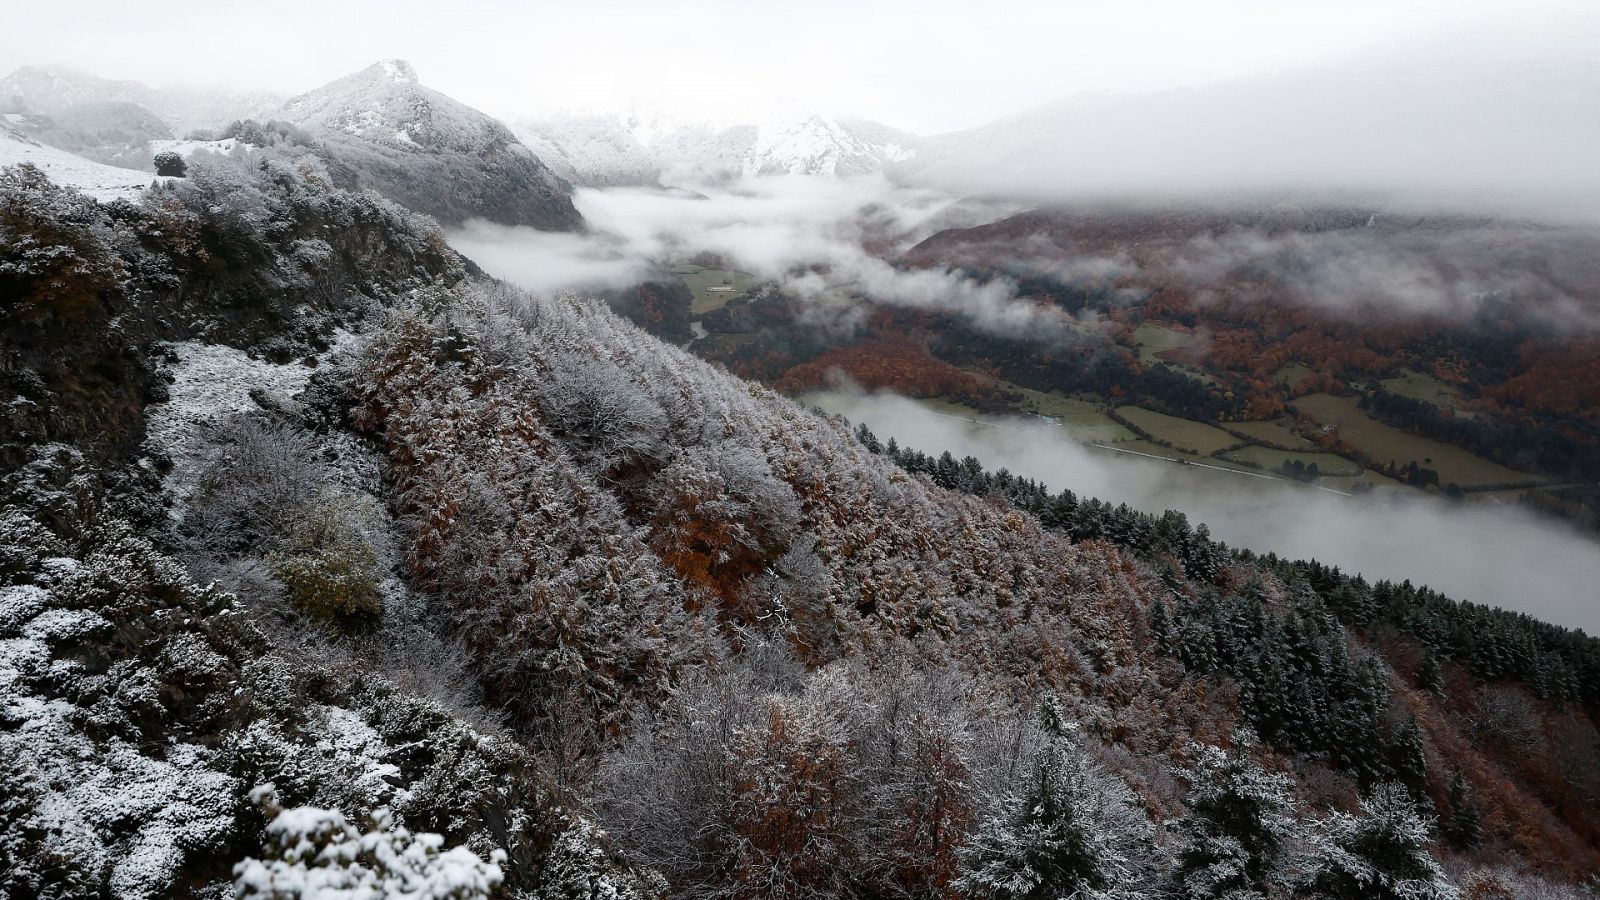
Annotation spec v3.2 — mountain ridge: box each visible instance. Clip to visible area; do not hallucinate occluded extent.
[270,59,585,231]
[513,100,920,187]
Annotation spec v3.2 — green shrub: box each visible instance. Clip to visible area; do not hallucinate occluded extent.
[269,499,382,628]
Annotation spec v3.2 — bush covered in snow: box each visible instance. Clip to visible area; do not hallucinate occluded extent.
[235,785,505,900]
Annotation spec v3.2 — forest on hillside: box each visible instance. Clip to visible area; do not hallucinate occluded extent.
[3,147,1600,900]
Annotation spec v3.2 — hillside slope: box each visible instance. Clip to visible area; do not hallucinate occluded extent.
[0,101,172,167]
[2,153,1598,897]
[0,123,167,201]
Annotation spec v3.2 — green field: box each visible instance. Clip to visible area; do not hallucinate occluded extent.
[695,332,760,354]
[1131,323,1197,364]
[1379,369,1476,418]
[1318,468,1413,496]
[1229,418,1316,448]
[1102,439,1193,462]
[672,263,763,315]
[1011,387,1136,442]
[1273,364,1316,390]
[1223,445,1363,476]
[1293,393,1535,487]
[1116,406,1238,455]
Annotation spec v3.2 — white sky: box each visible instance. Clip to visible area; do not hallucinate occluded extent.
[4,0,1596,133]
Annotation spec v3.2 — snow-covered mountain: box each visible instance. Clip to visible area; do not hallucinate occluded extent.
[274,60,583,230]
[0,65,279,136]
[513,100,920,187]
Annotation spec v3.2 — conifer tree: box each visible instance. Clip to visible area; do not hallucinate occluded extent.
[1299,783,1458,900]
[1387,717,1429,799]
[1440,773,1483,852]
[1172,733,1296,900]
[1417,651,1445,697]
[956,718,1154,900]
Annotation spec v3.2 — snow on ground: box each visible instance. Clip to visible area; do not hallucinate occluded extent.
[312,705,412,808]
[148,137,245,158]
[0,124,172,201]
[0,584,238,900]
[144,338,347,518]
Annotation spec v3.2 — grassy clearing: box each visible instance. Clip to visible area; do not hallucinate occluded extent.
[1293,393,1535,486]
[1223,445,1363,476]
[1274,364,1316,390]
[1229,418,1316,448]
[1116,405,1239,455]
[673,263,763,315]
[696,332,760,354]
[1010,386,1137,442]
[1131,323,1196,365]
[1379,369,1476,418]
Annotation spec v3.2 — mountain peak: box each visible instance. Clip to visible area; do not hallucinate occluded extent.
[368,59,418,86]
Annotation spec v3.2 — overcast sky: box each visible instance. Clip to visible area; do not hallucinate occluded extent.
[5,0,1598,133]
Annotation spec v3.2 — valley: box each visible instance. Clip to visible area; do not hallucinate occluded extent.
[5,22,1600,899]
[599,201,1599,534]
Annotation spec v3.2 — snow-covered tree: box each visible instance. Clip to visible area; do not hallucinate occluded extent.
[234,785,506,900]
[1298,782,1458,900]
[1172,734,1297,900]
[955,732,1155,900]
[531,818,653,900]
[153,149,187,177]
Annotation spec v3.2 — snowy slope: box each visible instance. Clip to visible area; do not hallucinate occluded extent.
[0,124,168,201]
[273,60,583,230]
[277,60,509,155]
[0,101,171,168]
[513,99,920,187]
[148,137,246,159]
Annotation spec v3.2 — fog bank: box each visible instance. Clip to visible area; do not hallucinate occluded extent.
[451,178,1061,339]
[813,390,1600,633]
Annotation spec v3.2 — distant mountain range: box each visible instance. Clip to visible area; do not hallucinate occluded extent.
[900,51,1600,199]
[9,36,1596,215]
[0,60,584,231]
[512,100,920,187]
[0,64,280,136]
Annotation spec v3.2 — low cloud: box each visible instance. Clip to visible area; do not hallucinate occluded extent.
[1169,224,1600,328]
[912,208,1600,332]
[449,177,1071,341]
[448,222,653,296]
[907,23,1600,215]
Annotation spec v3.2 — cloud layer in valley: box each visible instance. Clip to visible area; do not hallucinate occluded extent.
[813,390,1600,634]
[449,177,1086,341]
